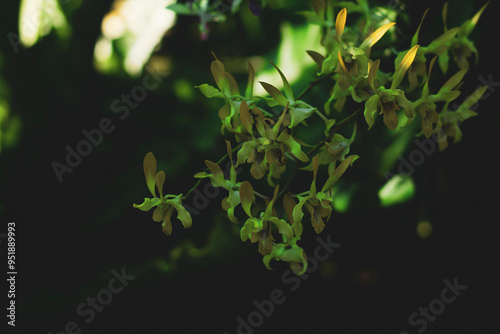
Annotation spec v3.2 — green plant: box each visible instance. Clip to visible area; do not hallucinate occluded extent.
[134,0,488,275]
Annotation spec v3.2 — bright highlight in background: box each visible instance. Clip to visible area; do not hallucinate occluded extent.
[378,174,415,207]
[19,0,70,48]
[254,22,322,96]
[93,0,176,76]
[417,221,433,239]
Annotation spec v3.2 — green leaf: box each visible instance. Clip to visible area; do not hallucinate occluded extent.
[196,84,224,98]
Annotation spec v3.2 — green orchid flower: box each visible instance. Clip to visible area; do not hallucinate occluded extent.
[301,122,356,176]
[393,8,461,90]
[435,2,489,72]
[434,85,488,151]
[259,62,321,129]
[133,152,192,236]
[412,57,467,138]
[320,8,395,113]
[364,45,418,130]
[236,101,308,184]
[293,154,358,234]
[263,241,309,276]
[321,8,395,78]
[240,185,295,255]
[194,140,243,223]
[239,183,309,275]
[196,57,256,134]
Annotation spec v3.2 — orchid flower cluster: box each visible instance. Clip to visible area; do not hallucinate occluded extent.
[134,0,488,275]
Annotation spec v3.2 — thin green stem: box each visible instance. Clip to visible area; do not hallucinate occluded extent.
[314,109,329,123]
[182,141,243,200]
[253,191,271,200]
[296,74,332,101]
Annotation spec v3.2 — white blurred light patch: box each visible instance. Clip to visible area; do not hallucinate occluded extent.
[94,0,177,76]
[254,22,322,96]
[19,0,69,48]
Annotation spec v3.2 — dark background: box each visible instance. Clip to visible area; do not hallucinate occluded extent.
[0,0,499,333]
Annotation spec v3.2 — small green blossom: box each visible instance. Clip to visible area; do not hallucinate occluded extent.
[133,153,192,236]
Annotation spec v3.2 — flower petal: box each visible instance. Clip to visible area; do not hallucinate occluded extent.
[391,45,420,89]
[143,152,157,197]
[239,181,254,218]
[360,22,396,51]
[259,81,288,106]
[336,8,347,41]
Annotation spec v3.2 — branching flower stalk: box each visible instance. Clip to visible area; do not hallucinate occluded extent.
[134,0,489,275]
